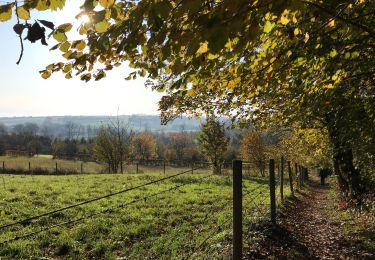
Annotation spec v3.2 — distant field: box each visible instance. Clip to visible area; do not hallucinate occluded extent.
[0,171,275,259]
[0,156,105,174]
[34,154,54,159]
[0,156,213,175]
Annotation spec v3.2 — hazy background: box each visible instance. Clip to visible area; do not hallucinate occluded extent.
[0,0,162,117]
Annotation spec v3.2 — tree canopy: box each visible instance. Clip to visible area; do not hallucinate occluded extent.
[1,0,374,197]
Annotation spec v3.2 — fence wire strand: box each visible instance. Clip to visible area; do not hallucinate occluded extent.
[1,173,214,245]
[0,166,207,231]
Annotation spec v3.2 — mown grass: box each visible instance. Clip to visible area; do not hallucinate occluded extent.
[0,169,276,259]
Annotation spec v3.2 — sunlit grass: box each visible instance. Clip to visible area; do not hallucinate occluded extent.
[0,171,276,258]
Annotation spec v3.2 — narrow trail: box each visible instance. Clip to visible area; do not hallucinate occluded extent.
[246,180,373,259]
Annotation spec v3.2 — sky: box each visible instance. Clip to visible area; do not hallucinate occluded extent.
[0,1,162,117]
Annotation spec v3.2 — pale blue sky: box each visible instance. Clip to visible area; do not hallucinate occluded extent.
[0,1,162,117]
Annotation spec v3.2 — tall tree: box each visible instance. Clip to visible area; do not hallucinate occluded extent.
[198,118,229,175]
[94,118,134,173]
[1,0,374,197]
[241,131,270,177]
[132,131,157,160]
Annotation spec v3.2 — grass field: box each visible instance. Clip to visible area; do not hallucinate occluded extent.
[0,169,281,259]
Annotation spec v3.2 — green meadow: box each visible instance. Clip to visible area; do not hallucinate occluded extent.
[0,170,276,259]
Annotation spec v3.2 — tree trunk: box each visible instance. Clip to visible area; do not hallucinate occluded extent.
[327,114,362,199]
[332,146,361,199]
[212,162,221,175]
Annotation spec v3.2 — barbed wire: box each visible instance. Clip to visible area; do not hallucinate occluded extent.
[0,166,205,230]
[0,173,214,245]
[184,215,233,259]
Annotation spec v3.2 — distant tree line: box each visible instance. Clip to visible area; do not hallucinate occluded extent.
[0,120,331,176]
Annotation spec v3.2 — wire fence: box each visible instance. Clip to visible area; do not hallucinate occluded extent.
[0,157,310,258]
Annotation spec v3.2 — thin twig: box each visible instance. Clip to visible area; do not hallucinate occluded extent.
[15,0,24,65]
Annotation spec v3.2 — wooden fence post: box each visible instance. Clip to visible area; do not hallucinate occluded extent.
[136,163,139,174]
[163,161,166,174]
[269,159,276,225]
[55,162,58,174]
[294,163,298,190]
[81,163,83,174]
[191,163,194,174]
[288,161,294,196]
[29,162,31,173]
[232,160,243,259]
[280,156,284,203]
[2,161,4,173]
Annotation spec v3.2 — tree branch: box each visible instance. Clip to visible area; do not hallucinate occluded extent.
[15,0,24,65]
[303,0,375,39]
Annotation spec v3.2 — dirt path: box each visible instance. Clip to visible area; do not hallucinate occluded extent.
[245,180,373,259]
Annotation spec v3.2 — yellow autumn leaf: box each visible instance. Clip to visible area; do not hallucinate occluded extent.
[280,15,289,25]
[75,41,86,50]
[36,1,48,11]
[328,19,336,27]
[304,33,310,43]
[196,42,208,54]
[187,89,194,96]
[0,4,12,22]
[234,77,241,84]
[59,41,70,52]
[227,80,236,90]
[294,28,301,35]
[79,25,88,35]
[99,0,115,8]
[16,6,30,20]
[40,70,51,79]
[292,14,297,24]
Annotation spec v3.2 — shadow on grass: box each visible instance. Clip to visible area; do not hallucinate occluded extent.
[244,220,315,259]
[245,194,316,259]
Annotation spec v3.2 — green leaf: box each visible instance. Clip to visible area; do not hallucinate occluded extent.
[171,60,184,75]
[329,49,337,58]
[95,20,109,33]
[65,72,72,79]
[0,4,13,22]
[154,1,172,19]
[351,51,359,58]
[94,70,106,80]
[57,23,73,32]
[263,21,275,33]
[59,41,70,52]
[63,63,72,73]
[53,30,67,42]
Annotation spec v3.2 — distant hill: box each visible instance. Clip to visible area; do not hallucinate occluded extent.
[0,115,203,138]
